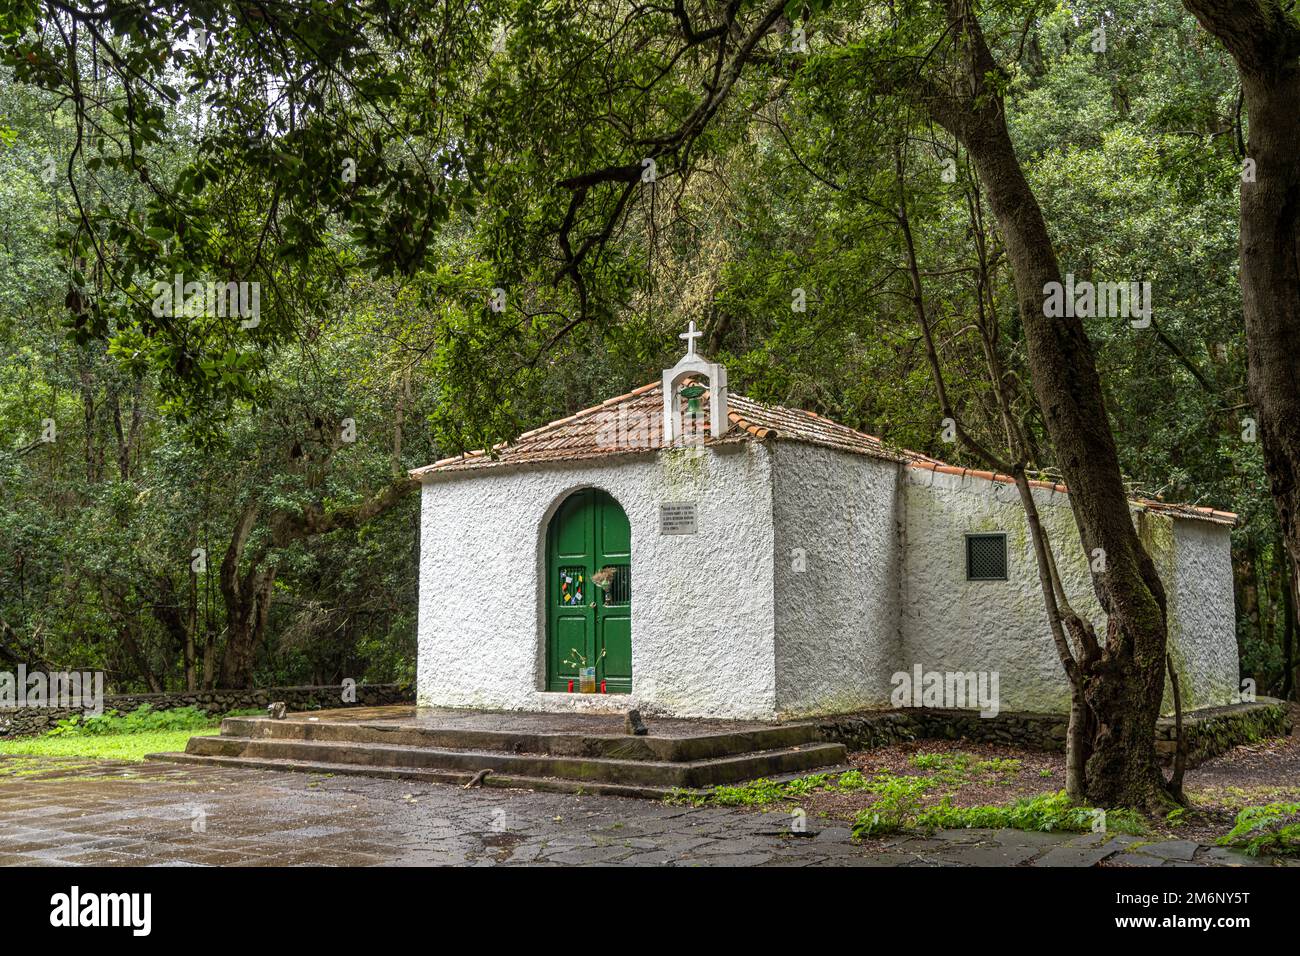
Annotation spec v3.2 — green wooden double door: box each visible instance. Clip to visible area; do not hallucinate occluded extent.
[546,488,632,693]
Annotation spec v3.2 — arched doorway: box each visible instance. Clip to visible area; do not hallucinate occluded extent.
[546,488,631,693]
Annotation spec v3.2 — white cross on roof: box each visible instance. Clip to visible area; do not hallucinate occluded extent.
[679,320,703,356]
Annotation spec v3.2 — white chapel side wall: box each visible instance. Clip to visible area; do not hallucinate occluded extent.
[899,470,1242,715]
[770,442,902,716]
[416,470,531,713]
[415,442,780,720]
[899,469,1103,714]
[1164,517,1240,710]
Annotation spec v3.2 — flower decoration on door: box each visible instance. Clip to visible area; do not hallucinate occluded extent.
[559,567,585,606]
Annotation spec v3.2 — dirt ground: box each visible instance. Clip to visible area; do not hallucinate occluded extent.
[794,703,1300,844]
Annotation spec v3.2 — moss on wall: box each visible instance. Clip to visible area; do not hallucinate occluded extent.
[660,445,709,496]
[1135,510,1197,711]
[1154,698,1292,766]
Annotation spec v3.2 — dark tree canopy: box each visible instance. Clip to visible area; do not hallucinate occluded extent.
[0,0,1293,808]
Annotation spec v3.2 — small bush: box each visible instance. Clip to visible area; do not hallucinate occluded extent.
[782,773,831,797]
[851,776,929,837]
[1217,803,1300,857]
[45,704,217,737]
[854,789,1147,840]
[910,752,971,773]
[906,751,1022,789]
[912,799,1021,832]
[669,769,879,807]
[664,787,704,807]
[701,777,791,806]
[914,791,1097,833]
[831,769,870,791]
[974,757,1022,775]
[677,767,1149,844]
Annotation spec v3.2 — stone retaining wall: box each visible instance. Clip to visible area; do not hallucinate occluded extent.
[817,698,1291,769]
[0,683,414,738]
[1154,698,1292,766]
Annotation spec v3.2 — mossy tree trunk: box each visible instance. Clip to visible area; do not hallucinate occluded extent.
[1183,1,1300,675]
[910,0,1175,810]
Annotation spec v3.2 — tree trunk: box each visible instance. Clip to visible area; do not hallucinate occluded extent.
[217,503,263,689]
[1237,541,1260,646]
[152,572,199,692]
[79,362,98,485]
[921,1,1171,808]
[211,478,418,688]
[1259,542,1276,670]
[1282,540,1297,700]
[894,140,1099,798]
[1238,67,1300,652]
[101,584,163,693]
[110,387,129,481]
[202,617,218,691]
[1183,1,1300,674]
[185,563,198,692]
[218,566,275,689]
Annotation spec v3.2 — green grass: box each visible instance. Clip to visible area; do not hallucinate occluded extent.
[0,704,237,763]
[906,751,1022,785]
[667,770,870,807]
[667,756,1149,842]
[668,777,796,807]
[0,728,218,762]
[903,792,1149,838]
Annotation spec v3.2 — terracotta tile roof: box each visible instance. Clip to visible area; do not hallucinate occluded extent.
[410,382,668,475]
[410,380,1236,526]
[727,392,907,461]
[906,461,1236,525]
[409,381,908,478]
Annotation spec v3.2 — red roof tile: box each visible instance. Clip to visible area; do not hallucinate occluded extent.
[408,381,907,477]
[906,461,1236,525]
[410,381,1236,525]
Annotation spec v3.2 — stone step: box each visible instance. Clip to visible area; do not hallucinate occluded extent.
[146,751,677,800]
[178,734,848,789]
[216,714,824,762]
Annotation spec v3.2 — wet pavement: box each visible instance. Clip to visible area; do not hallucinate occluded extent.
[0,758,1292,867]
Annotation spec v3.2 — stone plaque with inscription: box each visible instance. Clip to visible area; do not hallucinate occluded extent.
[659,502,697,535]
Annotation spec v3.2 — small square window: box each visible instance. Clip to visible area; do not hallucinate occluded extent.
[966,533,1008,581]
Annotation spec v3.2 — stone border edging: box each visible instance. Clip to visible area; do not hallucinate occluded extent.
[0,682,414,738]
[816,698,1292,769]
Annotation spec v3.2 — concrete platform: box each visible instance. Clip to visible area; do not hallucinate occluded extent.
[148,705,848,798]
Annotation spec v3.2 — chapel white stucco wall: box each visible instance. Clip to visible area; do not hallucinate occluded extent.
[899,469,1102,714]
[1165,518,1240,710]
[770,443,901,716]
[415,430,1241,721]
[899,469,1241,715]
[415,443,780,720]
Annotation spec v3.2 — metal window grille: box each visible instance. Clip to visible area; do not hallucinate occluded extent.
[966,533,1008,581]
[601,565,630,606]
